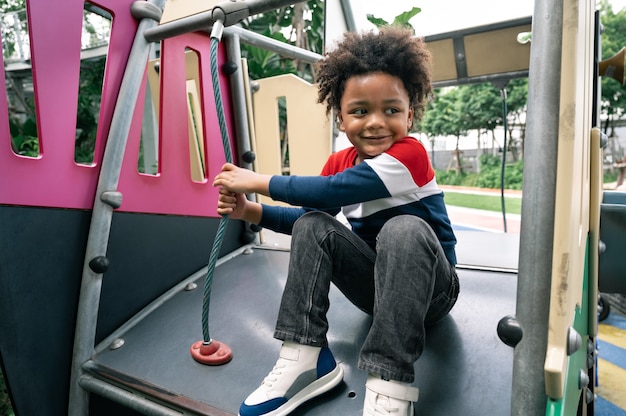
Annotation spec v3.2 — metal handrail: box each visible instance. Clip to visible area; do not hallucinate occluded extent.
[68,1,166,414]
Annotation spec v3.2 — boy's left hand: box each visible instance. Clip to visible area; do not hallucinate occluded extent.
[213,163,271,196]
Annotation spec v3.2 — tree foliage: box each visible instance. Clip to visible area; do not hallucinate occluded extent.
[366,7,422,33]
[1,0,27,61]
[599,0,626,137]
[421,88,471,174]
[240,0,323,82]
[436,154,524,190]
[4,1,107,162]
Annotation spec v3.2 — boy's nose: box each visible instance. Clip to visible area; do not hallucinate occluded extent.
[365,112,385,128]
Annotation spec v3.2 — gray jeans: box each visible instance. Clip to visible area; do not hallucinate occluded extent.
[273,211,459,383]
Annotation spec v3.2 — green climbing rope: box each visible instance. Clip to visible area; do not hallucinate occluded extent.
[201,24,232,344]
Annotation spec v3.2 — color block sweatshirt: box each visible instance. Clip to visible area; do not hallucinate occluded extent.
[259,137,457,265]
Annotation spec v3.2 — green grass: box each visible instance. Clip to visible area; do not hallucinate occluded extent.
[443,191,522,215]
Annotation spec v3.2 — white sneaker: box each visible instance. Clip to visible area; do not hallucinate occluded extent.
[363,374,420,416]
[238,341,344,416]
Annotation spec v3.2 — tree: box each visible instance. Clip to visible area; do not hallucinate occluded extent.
[1,0,27,60]
[584,0,626,169]
[457,83,503,165]
[504,78,529,159]
[599,0,626,165]
[470,79,529,163]
[421,88,470,174]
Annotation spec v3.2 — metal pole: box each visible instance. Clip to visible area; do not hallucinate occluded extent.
[500,86,508,234]
[510,0,563,414]
[493,80,510,233]
[79,375,183,416]
[68,1,165,414]
[223,31,252,170]
[225,25,321,64]
[339,0,357,32]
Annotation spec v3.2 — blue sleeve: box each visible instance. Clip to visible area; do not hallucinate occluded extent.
[268,164,390,208]
[259,205,306,234]
[259,204,340,235]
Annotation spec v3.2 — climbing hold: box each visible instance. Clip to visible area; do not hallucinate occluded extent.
[100,191,123,209]
[241,151,256,164]
[89,256,110,274]
[222,60,239,75]
[190,339,232,365]
[497,315,523,348]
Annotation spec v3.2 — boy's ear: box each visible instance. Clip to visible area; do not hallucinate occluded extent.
[407,107,415,130]
[336,114,345,131]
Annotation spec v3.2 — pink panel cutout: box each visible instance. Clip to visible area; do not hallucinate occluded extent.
[0,0,138,210]
[117,32,236,217]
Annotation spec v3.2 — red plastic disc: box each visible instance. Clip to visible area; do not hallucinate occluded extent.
[190,340,233,365]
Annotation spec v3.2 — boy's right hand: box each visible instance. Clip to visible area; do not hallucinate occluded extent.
[217,188,247,219]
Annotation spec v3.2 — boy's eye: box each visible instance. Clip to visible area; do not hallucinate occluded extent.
[352,108,367,115]
[385,108,400,114]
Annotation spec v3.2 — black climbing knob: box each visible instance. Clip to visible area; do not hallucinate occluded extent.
[89,256,110,274]
[497,315,523,348]
[242,151,256,164]
[222,61,238,75]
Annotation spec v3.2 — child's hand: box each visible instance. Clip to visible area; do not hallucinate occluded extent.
[217,187,247,219]
[213,163,271,195]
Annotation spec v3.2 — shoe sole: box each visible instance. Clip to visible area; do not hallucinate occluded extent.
[239,364,344,416]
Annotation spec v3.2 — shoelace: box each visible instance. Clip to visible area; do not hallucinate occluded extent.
[262,362,287,388]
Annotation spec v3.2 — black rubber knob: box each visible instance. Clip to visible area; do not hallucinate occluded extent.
[242,151,256,164]
[89,256,110,274]
[497,315,523,348]
[222,61,238,75]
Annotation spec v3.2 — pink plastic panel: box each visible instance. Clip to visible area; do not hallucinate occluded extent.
[117,32,235,217]
[0,0,135,209]
[1,0,235,218]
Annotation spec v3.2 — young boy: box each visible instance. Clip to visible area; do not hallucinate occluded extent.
[213,27,459,416]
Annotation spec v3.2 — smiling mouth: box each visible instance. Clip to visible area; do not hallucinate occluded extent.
[362,135,390,140]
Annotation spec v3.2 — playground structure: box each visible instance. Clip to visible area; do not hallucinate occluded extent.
[1,0,625,415]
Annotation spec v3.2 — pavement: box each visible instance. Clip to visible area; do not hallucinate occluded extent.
[440,185,521,234]
[446,205,520,233]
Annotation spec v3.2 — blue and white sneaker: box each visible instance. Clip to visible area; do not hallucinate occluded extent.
[238,341,344,416]
[363,374,419,416]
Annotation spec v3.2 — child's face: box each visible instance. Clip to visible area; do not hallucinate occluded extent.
[338,72,413,164]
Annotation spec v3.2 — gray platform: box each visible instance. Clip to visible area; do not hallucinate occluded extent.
[90,231,519,415]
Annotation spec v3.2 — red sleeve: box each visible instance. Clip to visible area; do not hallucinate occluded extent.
[320,147,358,176]
[384,137,434,186]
